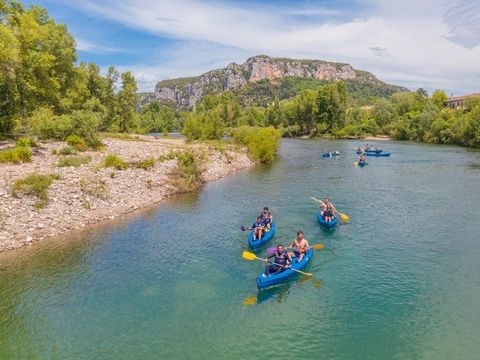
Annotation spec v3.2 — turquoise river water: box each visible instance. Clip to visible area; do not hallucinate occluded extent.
[1,140,480,359]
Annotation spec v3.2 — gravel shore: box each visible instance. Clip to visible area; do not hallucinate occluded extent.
[0,136,253,252]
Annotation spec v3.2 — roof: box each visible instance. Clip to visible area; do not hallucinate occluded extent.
[446,93,480,102]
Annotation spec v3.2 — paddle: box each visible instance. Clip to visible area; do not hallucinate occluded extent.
[310,196,349,222]
[242,251,313,276]
[267,244,324,254]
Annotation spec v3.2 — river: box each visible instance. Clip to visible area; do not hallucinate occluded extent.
[1,140,479,359]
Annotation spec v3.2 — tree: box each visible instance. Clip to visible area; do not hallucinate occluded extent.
[431,90,448,109]
[116,71,138,132]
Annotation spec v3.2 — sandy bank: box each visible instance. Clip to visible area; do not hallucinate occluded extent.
[0,136,254,252]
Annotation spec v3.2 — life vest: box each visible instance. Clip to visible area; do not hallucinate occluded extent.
[274,251,289,265]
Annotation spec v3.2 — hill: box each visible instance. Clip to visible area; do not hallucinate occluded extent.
[154,55,408,109]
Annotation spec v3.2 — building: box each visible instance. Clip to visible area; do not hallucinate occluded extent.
[445,93,480,109]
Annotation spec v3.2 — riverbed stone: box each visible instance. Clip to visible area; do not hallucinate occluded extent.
[0,136,253,252]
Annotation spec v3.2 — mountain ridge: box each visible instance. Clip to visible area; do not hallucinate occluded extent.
[154,55,408,108]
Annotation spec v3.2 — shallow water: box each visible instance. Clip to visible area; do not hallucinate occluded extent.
[1,140,479,359]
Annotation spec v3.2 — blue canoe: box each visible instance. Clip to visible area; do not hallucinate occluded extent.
[248,222,275,249]
[366,152,391,157]
[365,149,383,153]
[322,152,338,157]
[256,249,313,289]
[317,212,337,229]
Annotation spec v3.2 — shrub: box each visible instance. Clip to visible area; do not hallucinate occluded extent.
[66,135,87,151]
[57,146,77,155]
[159,150,180,162]
[181,114,202,141]
[0,146,32,164]
[174,151,203,192]
[103,154,128,170]
[22,107,73,140]
[232,126,281,163]
[80,177,108,199]
[11,173,59,209]
[57,156,91,167]
[16,138,37,147]
[133,158,155,170]
[69,110,102,148]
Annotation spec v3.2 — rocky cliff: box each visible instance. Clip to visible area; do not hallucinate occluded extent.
[155,55,406,108]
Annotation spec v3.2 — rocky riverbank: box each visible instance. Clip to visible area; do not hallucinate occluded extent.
[0,136,254,252]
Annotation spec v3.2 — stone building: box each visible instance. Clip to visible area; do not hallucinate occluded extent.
[445,93,480,109]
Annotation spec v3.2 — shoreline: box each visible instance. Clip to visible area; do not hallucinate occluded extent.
[0,136,254,253]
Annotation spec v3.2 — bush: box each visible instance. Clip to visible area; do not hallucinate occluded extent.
[0,146,32,164]
[182,114,202,141]
[133,158,155,170]
[57,156,91,167]
[103,154,128,170]
[174,151,203,191]
[159,150,180,162]
[22,107,73,140]
[80,177,108,199]
[57,146,77,155]
[66,135,87,151]
[69,110,102,148]
[232,126,281,163]
[16,138,37,147]
[11,173,59,209]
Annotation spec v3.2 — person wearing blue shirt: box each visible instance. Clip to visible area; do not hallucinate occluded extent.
[251,216,265,241]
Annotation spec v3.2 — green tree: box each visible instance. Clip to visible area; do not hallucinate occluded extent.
[431,90,448,109]
[116,71,138,132]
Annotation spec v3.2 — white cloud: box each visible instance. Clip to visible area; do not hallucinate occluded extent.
[76,38,120,54]
[80,0,480,94]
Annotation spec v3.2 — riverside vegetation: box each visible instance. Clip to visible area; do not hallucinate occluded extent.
[0,136,253,251]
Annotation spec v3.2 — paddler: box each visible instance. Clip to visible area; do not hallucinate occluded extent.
[262,244,292,277]
[287,231,310,262]
[320,197,337,223]
[251,216,265,241]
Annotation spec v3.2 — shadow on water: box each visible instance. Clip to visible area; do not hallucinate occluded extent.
[243,275,323,305]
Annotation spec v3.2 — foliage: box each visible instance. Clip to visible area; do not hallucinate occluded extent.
[57,155,91,167]
[159,150,180,161]
[57,145,76,155]
[0,2,138,142]
[11,173,59,209]
[66,134,87,151]
[80,177,108,199]
[132,157,156,170]
[103,154,128,170]
[232,126,281,163]
[16,137,37,147]
[174,151,203,192]
[0,146,32,163]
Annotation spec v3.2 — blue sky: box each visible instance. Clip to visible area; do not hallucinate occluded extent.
[31,0,480,94]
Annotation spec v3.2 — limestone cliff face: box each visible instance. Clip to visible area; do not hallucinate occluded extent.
[155,55,398,108]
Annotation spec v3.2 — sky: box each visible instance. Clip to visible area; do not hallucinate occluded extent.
[30,0,480,94]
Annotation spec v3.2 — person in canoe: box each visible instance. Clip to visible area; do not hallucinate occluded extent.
[263,213,273,232]
[320,197,337,223]
[262,244,292,277]
[287,231,310,263]
[358,154,366,165]
[245,216,265,241]
[260,207,272,230]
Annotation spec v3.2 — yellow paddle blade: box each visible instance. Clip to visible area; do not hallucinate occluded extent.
[340,213,349,222]
[311,244,324,250]
[354,162,358,166]
[242,251,257,261]
[243,295,257,305]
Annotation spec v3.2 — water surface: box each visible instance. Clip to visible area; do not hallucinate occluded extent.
[1,140,479,359]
